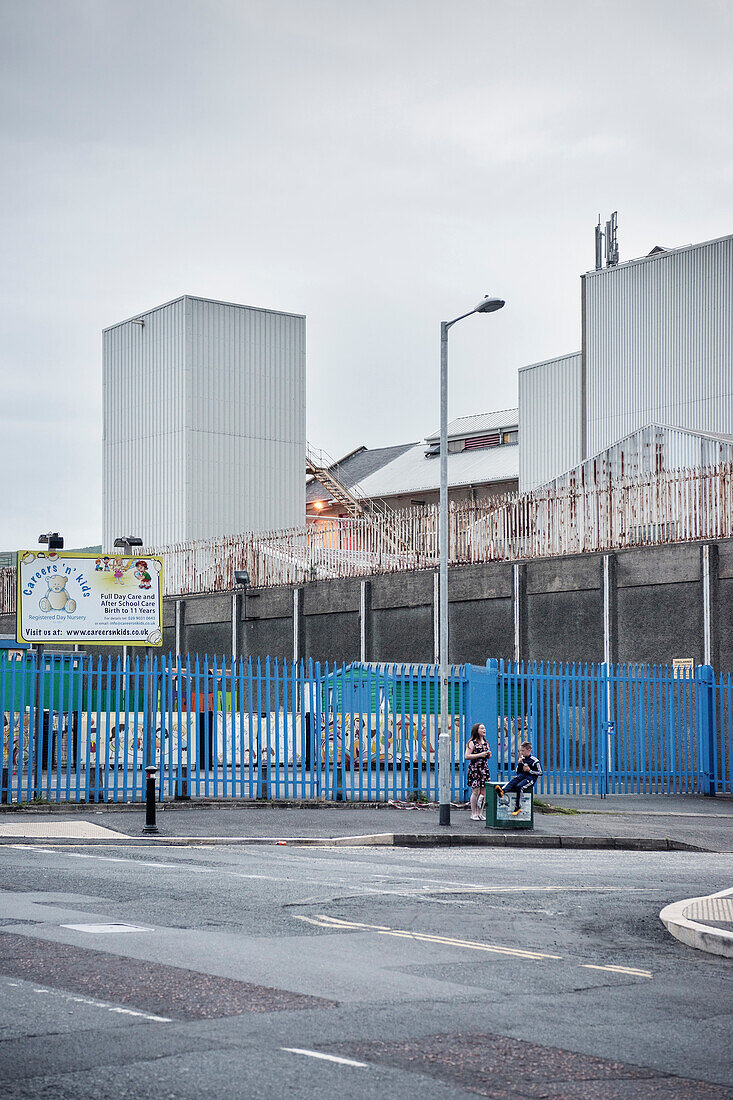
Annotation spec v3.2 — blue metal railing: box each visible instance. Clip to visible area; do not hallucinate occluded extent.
[0,652,730,804]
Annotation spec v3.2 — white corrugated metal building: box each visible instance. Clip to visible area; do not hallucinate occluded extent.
[103,295,305,549]
[543,423,733,491]
[519,230,733,492]
[518,352,582,491]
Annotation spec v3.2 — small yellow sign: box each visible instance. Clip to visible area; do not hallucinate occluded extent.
[672,657,694,678]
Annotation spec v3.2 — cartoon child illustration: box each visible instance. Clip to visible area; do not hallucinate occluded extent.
[102,556,112,572]
[39,575,76,614]
[134,560,152,589]
[113,561,126,585]
[95,558,103,572]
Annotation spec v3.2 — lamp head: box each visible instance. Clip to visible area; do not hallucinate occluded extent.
[474,296,505,314]
[234,569,251,588]
[114,535,143,549]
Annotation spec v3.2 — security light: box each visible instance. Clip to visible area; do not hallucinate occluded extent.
[38,532,64,551]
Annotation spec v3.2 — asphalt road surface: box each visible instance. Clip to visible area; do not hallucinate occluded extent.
[0,841,731,1098]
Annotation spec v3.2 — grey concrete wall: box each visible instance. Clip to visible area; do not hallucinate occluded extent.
[526,556,603,664]
[4,538,733,670]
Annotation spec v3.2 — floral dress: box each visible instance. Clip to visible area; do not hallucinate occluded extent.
[465,739,491,788]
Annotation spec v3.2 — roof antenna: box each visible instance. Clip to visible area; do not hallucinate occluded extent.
[594,215,604,271]
[605,211,619,266]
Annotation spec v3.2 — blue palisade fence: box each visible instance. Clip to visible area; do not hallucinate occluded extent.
[0,652,730,804]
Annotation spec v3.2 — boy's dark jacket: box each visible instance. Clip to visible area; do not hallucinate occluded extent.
[515,754,542,779]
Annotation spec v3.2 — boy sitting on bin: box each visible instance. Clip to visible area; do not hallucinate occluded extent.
[495,741,542,815]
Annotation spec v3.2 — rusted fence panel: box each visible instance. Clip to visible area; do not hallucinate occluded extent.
[0,568,14,615]
[2,465,733,610]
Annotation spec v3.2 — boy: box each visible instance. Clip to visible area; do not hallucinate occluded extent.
[495,741,542,816]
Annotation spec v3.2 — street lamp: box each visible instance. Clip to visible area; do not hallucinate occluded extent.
[439,295,505,827]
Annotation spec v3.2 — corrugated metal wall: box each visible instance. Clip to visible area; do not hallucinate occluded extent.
[585,235,733,455]
[544,424,733,491]
[103,296,305,549]
[518,351,582,491]
[103,297,187,550]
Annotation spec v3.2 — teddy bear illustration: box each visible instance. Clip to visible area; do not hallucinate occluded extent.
[39,575,77,614]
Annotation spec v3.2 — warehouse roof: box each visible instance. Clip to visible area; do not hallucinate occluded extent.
[353,439,518,498]
[306,442,416,504]
[425,408,518,442]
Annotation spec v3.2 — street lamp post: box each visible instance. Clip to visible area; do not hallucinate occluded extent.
[439,296,505,827]
[34,533,64,796]
[114,536,155,767]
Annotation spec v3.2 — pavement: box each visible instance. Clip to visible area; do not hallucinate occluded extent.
[1,792,732,959]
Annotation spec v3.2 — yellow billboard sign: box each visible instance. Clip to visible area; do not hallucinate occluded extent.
[17,551,163,647]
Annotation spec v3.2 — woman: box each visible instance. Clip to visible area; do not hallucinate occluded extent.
[465,722,492,819]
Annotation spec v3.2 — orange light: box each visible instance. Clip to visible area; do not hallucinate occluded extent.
[313,501,325,511]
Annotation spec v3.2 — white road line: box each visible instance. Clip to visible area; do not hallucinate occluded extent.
[281,1048,367,1068]
[30,984,171,1021]
[61,923,154,934]
[582,964,653,978]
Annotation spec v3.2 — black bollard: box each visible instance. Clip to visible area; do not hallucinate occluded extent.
[142,765,159,834]
[174,765,190,801]
[410,761,421,800]
[260,757,269,799]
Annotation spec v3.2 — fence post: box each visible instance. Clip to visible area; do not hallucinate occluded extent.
[463,659,499,799]
[599,663,612,798]
[695,664,716,797]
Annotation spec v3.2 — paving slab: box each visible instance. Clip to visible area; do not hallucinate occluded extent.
[0,820,129,840]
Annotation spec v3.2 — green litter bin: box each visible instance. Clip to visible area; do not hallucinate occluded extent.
[485,781,534,829]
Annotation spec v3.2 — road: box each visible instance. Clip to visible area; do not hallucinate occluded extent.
[0,841,731,1098]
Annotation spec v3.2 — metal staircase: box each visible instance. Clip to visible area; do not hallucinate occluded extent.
[306,442,391,518]
[306,442,414,558]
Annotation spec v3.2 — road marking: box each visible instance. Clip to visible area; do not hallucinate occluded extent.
[282,1047,367,1068]
[295,914,562,960]
[297,914,653,977]
[582,964,653,979]
[30,984,171,1022]
[61,923,154,934]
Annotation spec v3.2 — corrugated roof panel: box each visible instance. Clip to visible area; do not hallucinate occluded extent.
[306,442,417,503]
[425,408,518,442]
[354,442,518,498]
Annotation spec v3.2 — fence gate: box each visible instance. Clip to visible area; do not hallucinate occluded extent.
[496,659,728,795]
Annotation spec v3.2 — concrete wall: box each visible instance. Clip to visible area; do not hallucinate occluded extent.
[4,539,733,671]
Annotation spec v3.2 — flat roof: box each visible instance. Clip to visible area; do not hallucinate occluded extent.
[583,230,733,280]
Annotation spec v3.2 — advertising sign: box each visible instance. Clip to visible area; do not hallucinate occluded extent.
[16,551,163,647]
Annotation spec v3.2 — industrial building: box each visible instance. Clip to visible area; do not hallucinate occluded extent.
[519,228,733,492]
[306,410,519,520]
[102,295,305,549]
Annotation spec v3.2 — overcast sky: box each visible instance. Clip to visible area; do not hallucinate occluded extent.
[2,0,733,548]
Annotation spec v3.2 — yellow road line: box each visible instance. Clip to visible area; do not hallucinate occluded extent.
[304,913,562,960]
[295,914,652,977]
